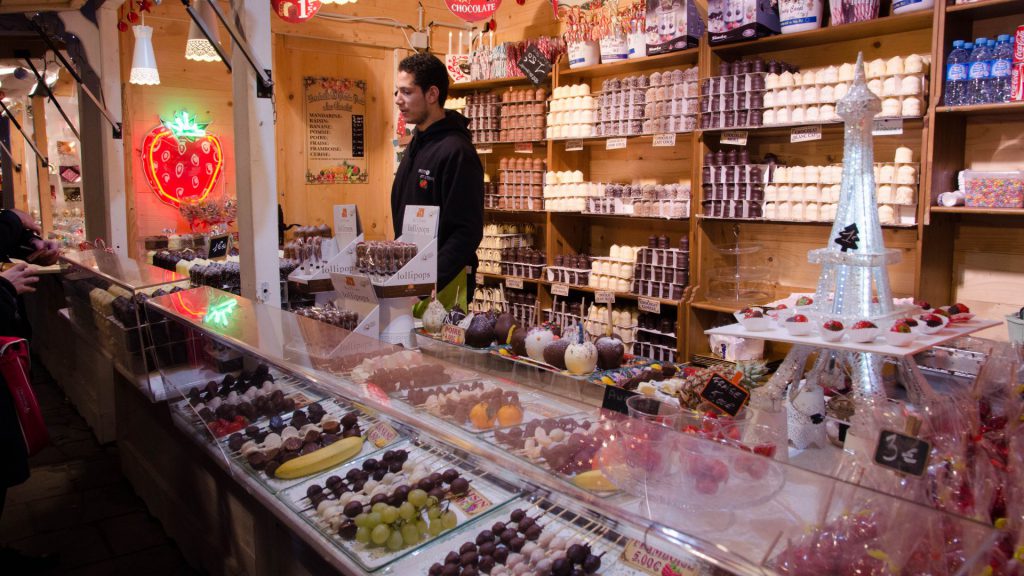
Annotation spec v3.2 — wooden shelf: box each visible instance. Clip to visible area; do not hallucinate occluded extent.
[935,101,1024,117]
[709,11,933,57]
[480,272,685,307]
[689,300,741,314]
[697,216,918,229]
[930,206,1024,216]
[479,272,544,284]
[557,212,691,224]
[557,48,700,79]
[945,0,1024,20]
[484,208,546,216]
[550,132,695,148]
[450,76,543,91]
[702,117,924,139]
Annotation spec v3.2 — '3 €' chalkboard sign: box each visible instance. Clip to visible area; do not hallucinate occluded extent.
[519,45,552,87]
[873,430,931,476]
[601,385,638,416]
[699,374,749,417]
[208,234,230,259]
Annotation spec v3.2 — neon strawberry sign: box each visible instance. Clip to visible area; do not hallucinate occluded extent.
[141,110,225,208]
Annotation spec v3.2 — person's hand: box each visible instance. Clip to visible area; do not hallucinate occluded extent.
[26,238,60,266]
[6,208,41,235]
[1,263,40,295]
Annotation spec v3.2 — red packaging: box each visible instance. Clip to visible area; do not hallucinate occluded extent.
[1015,25,1024,62]
[1013,62,1024,102]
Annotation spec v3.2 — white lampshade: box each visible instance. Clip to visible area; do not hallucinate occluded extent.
[185,0,222,62]
[322,0,358,4]
[129,25,160,85]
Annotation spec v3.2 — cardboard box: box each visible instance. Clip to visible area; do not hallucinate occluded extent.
[645,0,705,55]
[707,0,781,45]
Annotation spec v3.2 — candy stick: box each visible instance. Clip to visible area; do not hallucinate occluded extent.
[448,31,452,55]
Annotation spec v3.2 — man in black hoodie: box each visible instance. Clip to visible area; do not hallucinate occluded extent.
[392,53,483,309]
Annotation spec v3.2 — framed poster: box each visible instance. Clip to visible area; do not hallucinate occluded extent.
[304,76,369,185]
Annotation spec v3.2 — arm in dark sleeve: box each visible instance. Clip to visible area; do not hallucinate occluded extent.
[0,211,29,262]
[0,278,21,333]
[436,147,484,289]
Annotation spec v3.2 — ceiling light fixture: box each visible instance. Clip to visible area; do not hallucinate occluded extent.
[185,0,222,62]
[129,21,160,85]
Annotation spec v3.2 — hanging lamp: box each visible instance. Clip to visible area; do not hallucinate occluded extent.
[185,0,222,62]
[129,17,159,85]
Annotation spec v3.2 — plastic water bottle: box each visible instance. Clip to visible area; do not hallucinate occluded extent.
[992,34,1014,103]
[945,40,968,106]
[967,37,994,104]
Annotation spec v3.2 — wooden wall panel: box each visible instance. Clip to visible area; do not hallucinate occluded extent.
[952,219,1024,341]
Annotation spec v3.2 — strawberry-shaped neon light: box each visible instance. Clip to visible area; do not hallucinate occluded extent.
[141,111,224,208]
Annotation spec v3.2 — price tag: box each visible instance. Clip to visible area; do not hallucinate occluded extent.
[366,421,400,448]
[475,273,484,285]
[514,142,534,154]
[441,324,466,345]
[551,283,570,296]
[652,133,676,147]
[476,145,493,155]
[595,290,616,304]
[638,297,661,314]
[519,44,552,86]
[872,118,904,136]
[621,539,707,576]
[873,430,930,476]
[208,234,230,258]
[601,385,638,415]
[452,486,493,517]
[790,125,822,143]
[565,139,584,152]
[698,373,749,417]
[506,277,524,289]
[606,137,627,150]
[720,130,748,146]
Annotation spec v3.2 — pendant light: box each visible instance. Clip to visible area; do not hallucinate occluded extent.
[129,16,160,85]
[185,0,222,62]
[322,0,358,4]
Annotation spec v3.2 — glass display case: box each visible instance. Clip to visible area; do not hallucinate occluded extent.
[59,249,190,401]
[143,286,999,576]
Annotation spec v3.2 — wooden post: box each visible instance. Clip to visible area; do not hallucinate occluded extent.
[30,95,53,235]
[231,0,281,306]
[95,3,129,256]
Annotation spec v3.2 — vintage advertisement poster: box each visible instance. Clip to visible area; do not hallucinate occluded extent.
[304,76,369,185]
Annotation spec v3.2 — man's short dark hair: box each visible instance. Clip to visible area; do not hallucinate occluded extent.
[398,52,449,106]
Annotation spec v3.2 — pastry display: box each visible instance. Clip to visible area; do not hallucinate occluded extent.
[587,68,699,138]
[632,234,689,302]
[464,93,500,144]
[489,157,545,211]
[635,310,679,363]
[181,365,315,437]
[476,222,538,275]
[407,381,525,431]
[490,416,612,490]
[586,182,691,219]
[545,253,592,286]
[349,350,457,393]
[700,146,767,219]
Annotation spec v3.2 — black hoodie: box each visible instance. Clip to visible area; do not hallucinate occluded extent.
[391,110,484,290]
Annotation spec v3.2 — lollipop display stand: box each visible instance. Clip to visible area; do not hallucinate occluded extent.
[288,204,363,286]
[706,55,999,456]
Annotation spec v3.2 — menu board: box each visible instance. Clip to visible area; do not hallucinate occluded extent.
[304,76,369,185]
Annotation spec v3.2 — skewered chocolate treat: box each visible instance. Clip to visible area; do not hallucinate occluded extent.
[233,404,359,478]
[294,303,360,331]
[355,241,419,276]
[408,381,524,430]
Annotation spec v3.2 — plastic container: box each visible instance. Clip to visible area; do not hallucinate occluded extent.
[961,170,1024,208]
[1007,308,1024,344]
[779,0,824,34]
[599,35,629,63]
[892,0,934,14]
[567,41,600,69]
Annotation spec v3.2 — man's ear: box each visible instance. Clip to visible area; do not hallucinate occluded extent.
[426,85,440,106]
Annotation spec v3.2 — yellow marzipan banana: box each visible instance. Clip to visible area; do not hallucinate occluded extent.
[274,436,364,479]
[572,470,617,492]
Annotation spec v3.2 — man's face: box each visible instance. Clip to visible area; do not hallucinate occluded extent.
[395,71,436,126]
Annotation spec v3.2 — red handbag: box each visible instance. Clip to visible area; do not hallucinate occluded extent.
[0,337,48,455]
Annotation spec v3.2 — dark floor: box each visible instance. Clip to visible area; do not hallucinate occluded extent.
[1,363,201,576]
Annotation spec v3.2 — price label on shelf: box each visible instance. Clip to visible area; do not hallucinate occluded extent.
[872,118,904,136]
[208,234,230,258]
[699,373,749,417]
[873,430,930,477]
[551,283,570,296]
[519,44,552,86]
[475,273,484,286]
[441,324,466,346]
[652,133,676,147]
[638,297,661,314]
[720,131,748,146]
[565,139,584,152]
[514,142,534,154]
[601,385,638,416]
[595,290,616,304]
[506,277,524,289]
[606,137,627,150]
[476,145,493,155]
[790,125,822,143]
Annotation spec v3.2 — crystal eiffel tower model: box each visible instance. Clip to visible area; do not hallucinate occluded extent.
[747,54,930,450]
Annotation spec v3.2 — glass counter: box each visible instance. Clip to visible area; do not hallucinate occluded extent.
[143,286,999,576]
[59,249,190,401]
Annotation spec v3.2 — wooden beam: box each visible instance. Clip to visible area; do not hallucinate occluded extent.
[30,94,53,234]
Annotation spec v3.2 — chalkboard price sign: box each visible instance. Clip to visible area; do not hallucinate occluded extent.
[208,234,230,259]
[519,45,552,86]
[873,430,930,476]
[698,374,749,417]
[601,385,638,416]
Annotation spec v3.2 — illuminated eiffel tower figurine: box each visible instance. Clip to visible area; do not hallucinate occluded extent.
[742,54,926,451]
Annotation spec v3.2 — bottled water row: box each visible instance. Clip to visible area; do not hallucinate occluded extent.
[944,35,1016,106]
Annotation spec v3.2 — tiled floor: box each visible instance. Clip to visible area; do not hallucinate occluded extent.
[1,363,200,575]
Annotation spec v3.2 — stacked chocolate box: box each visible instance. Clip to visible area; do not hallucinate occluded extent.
[500,246,545,279]
[493,157,545,211]
[701,148,767,219]
[355,241,418,276]
[636,311,678,363]
[546,253,592,286]
[632,235,689,301]
[499,88,546,143]
[586,182,691,219]
[699,58,781,130]
[465,93,499,144]
[471,285,538,328]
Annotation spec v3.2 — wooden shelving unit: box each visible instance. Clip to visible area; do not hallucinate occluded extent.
[454,1,1024,361]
